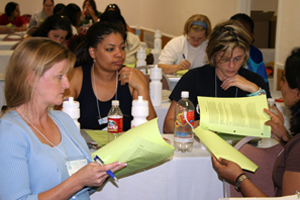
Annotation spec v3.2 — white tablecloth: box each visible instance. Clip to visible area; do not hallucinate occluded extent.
[0,41,18,50]
[90,134,224,200]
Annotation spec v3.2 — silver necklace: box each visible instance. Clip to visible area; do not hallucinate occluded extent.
[215,68,238,97]
[92,63,118,124]
[16,107,84,160]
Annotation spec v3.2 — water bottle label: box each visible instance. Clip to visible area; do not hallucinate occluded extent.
[108,117,123,133]
[175,111,194,128]
[174,137,193,143]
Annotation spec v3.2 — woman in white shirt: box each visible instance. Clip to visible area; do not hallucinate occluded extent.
[158,14,211,74]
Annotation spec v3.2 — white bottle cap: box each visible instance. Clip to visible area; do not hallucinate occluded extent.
[132,96,149,117]
[268,98,275,105]
[137,47,146,60]
[181,91,189,98]
[63,97,79,109]
[112,100,119,106]
[155,29,161,38]
[150,64,162,80]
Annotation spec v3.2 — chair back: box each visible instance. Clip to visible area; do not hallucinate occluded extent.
[3,33,24,41]
[223,136,283,197]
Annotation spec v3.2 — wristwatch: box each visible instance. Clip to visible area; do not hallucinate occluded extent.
[234,174,249,192]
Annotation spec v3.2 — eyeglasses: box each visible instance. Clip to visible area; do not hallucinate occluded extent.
[218,55,245,65]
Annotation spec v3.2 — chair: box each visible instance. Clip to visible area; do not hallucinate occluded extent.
[223,136,284,198]
[136,65,172,90]
[2,33,24,41]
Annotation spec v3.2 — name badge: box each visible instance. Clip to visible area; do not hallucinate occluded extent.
[98,116,108,125]
[66,159,88,176]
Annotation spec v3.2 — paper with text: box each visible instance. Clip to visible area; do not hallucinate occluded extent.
[194,126,258,172]
[198,95,271,138]
[92,118,175,177]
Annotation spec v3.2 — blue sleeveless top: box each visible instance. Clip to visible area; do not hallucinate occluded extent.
[76,63,133,131]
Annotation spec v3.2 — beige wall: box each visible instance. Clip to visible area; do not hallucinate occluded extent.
[273,0,300,90]
[1,0,240,37]
[252,0,278,15]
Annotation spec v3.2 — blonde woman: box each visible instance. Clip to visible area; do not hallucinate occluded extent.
[0,38,126,200]
[158,14,212,74]
[163,20,271,133]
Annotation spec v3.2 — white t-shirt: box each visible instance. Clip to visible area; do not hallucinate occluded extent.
[158,35,207,69]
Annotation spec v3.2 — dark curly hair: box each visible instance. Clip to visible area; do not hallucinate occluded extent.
[285,48,300,135]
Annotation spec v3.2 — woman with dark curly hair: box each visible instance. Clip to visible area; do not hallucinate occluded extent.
[213,48,300,197]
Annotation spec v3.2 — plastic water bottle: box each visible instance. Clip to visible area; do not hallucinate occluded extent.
[268,98,278,115]
[149,64,162,106]
[62,97,80,130]
[174,91,195,152]
[107,100,123,142]
[131,96,148,128]
[154,29,162,54]
[135,24,141,37]
[136,47,147,74]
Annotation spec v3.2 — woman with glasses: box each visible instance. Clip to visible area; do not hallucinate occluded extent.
[158,14,212,74]
[163,20,271,133]
[28,0,54,28]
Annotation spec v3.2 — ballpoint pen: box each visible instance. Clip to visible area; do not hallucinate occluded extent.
[182,53,186,60]
[94,155,118,182]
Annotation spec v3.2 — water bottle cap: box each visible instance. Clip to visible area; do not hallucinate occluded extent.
[181,91,189,98]
[112,100,119,106]
[63,97,79,109]
[150,64,162,80]
[132,96,149,116]
[268,98,275,104]
[132,96,149,107]
[137,47,146,59]
[155,29,161,38]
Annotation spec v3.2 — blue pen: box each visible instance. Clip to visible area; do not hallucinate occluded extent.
[182,53,186,60]
[94,155,118,182]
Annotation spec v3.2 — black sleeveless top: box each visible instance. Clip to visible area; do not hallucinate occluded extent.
[76,63,133,130]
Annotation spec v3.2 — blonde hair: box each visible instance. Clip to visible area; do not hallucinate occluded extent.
[206,20,252,67]
[183,14,212,38]
[2,38,75,116]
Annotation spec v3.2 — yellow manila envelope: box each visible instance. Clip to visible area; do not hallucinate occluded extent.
[92,118,175,177]
[194,126,258,172]
[198,95,271,138]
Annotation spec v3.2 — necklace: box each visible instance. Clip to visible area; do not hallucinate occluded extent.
[215,68,238,97]
[16,107,85,160]
[92,63,118,125]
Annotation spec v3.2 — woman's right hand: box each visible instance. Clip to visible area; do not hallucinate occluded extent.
[176,60,191,72]
[74,161,126,188]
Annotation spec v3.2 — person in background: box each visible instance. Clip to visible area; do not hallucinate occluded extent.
[63,3,81,35]
[104,3,134,34]
[65,21,156,130]
[212,48,300,197]
[79,0,101,26]
[0,37,126,200]
[163,20,271,133]
[27,14,72,46]
[230,13,270,91]
[28,0,54,28]
[158,14,211,74]
[101,10,142,66]
[0,2,27,32]
[53,3,65,14]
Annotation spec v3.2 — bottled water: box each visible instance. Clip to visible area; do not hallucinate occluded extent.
[107,100,123,142]
[174,91,195,152]
[131,96,148,128]
[268,98,278,115]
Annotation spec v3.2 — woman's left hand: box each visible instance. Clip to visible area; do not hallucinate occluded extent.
[220,74,259,93]
[119,67,147,91]
[212,155,243,185]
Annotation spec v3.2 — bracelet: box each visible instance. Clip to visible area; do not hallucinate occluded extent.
[234,173,249,192]
[247,87,266,97]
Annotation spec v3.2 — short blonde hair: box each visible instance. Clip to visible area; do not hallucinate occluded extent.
[183,14,212,38]
[3,38,75,115]
[206,20,252,67]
